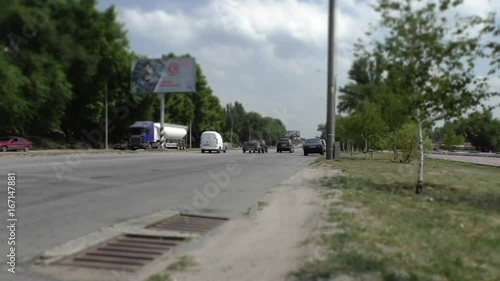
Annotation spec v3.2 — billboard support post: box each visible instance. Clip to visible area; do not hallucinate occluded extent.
[160,93,165,149]
[130,57,196,150]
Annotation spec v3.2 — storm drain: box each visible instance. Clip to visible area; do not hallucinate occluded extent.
[58,234,185,272]
[147,214,228,234]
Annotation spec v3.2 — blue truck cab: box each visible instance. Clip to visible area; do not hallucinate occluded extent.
[128,121,159,150]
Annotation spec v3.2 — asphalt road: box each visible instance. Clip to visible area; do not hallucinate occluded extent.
[428,153,500,167]
[0,149,316,281]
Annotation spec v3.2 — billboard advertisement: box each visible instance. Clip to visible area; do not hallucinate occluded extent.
[287,130,300,138]
[131,58,196,93]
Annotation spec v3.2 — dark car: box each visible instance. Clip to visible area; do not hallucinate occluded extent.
[303,138,325,156]
[0,136,33,152]
[243,140,262,153]
[259,140,268,153]
[113,139,129,150]
[277,138,294,153]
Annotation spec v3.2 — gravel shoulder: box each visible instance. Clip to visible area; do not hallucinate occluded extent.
[164,167,339,281]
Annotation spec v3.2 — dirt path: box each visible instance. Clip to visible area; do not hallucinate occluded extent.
[169,168,338,281]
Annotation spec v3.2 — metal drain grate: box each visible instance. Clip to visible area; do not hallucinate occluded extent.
[58,234,185,272]
[147,214,228,234]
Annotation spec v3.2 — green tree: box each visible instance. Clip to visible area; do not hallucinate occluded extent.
[338,56,384,114]
[0,1,75,135]
[388,123,433,164]
[461,111,500,152]
[367,0,496,193]
[165,94,195,125]
[317,123,325,139]
[348,101,389,159]
[442,130,465,151]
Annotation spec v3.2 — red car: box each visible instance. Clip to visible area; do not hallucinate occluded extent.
[0,136,33,152]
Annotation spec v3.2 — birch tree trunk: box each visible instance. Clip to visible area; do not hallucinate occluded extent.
[416,108,424,194]
[364,137,368,160]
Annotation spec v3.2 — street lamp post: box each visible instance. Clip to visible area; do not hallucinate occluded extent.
[326,0,336,160]
[105,79,108,150]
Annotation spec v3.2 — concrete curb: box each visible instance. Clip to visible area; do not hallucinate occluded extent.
[35,210,199,266]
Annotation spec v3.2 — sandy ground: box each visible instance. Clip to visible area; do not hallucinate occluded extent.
[169,168,339,281]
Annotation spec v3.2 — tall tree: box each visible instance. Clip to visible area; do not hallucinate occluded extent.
[165,94,195,125]
[348,101,389,159]
[368,0,496,194]
[461,111,500,152]
[337,56,384,114]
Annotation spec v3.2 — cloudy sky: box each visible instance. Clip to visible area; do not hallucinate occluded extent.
[98,0,499,138]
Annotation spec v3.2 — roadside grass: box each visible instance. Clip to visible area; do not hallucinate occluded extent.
[146,273,172,281]
[166,255,197,272]
[294,153,500,281]
[258,200,269,211]
[146,255,196,281]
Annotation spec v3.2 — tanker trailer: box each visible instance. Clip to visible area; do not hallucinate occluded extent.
[154,123,188,149]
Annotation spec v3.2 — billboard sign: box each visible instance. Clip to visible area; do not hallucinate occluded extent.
[131,58,196,93]
[287,130,300,138]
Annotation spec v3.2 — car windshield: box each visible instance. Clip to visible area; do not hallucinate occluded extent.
[306,139,321,143]
[129,127,145,135]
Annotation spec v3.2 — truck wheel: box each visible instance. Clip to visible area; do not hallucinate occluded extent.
[201,149,205,153]
[218,148,221,153]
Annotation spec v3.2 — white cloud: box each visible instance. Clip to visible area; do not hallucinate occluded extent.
[116,0,500,138]
[122,9,195,47]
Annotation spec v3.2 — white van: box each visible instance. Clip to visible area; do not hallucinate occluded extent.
[200,131,227,153]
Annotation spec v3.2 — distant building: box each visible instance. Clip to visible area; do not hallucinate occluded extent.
[286,130,300,138]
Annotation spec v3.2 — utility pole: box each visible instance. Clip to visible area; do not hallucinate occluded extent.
[229,105,233,146]
[105,79,108,150]
[326,0,336,160]
[189,121,192,149]
[230,119,233,146]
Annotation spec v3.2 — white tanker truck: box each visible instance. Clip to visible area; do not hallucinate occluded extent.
[128,121,188,150]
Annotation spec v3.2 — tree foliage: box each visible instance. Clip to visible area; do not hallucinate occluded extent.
[434,111,500,152]
[363,0,496,193]
[0,1,287,147]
